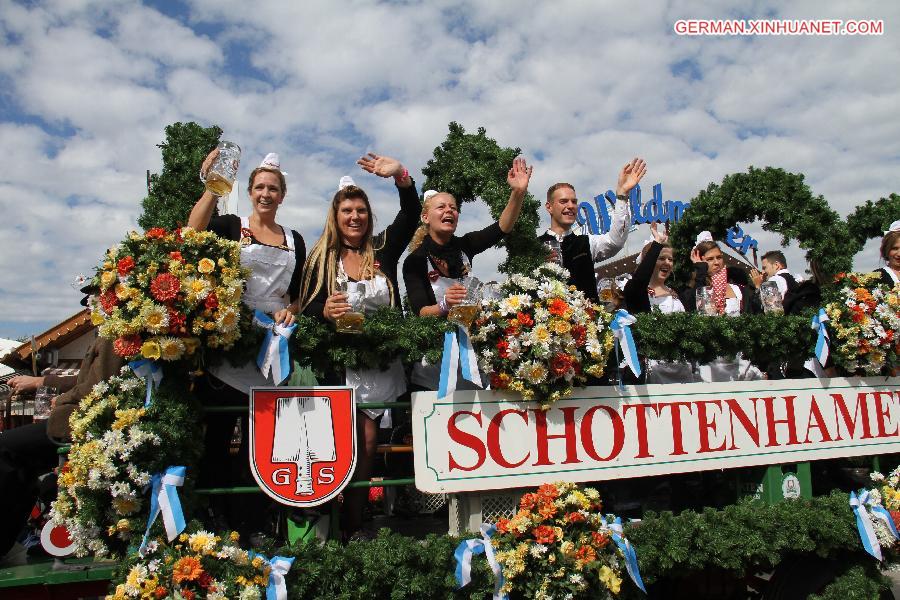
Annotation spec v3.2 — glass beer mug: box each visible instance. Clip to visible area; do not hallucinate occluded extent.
[695,286,720,316]
[203,141,241,197]
[759,280,785,314]
[448,277,482,330]
[335,279,365,334]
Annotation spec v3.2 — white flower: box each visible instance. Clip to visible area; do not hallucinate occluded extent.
[530,543,548,557]
[239,586,262,600]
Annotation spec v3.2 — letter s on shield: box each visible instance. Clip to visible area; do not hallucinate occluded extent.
[249,386,357,507]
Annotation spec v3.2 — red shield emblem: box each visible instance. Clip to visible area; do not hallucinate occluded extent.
[249,386,356,507]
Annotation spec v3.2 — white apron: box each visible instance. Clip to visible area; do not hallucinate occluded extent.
[411,255,485,390]
[341,260,406,426]
[645,293,697,384]
[211,218,297,393]
[883,267,899,285]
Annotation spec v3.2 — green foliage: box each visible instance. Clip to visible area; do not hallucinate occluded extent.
[846,193,900,249]
[138,122,222,231]
[290,308,455,377]
[809,563,891,600]
[632,311,816,365]
[421,122,545,275]
[669,167,856,286]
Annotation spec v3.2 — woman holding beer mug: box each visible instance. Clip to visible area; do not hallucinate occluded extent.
[298,152,420,539]
[402,157,532,390]
[188,150,305,535]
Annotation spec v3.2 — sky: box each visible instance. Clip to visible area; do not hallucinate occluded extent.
[0,0,898,340]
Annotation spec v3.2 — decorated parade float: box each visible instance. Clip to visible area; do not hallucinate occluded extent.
[2,121,900,599]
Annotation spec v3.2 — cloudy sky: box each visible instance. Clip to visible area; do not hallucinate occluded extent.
[1,0,898,339]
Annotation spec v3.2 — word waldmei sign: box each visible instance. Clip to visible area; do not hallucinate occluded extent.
[250,387,356,507]
[412,378,900,493]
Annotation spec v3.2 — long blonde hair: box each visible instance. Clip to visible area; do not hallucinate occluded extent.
[409,192,457,253]
[298,185,390,313]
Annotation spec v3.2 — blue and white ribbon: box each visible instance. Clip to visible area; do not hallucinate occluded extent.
[254,310,297,385]
[128,359,162,408]
[850,490,883,560]
[252,554,294,600]
[454,523,506,600]
[601,515,646,593]
[139,466,186,555]
[811,308,830,368]
[610,309,641,378]
[438,327,482,399]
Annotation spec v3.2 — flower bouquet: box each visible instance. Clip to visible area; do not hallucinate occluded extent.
[824,272,900,375]
[107,530,271,600]
[492,482,633,599]
[89,227,247,361]
[469,263,613,408]
[51,368,201,557]
[867,467,900,551]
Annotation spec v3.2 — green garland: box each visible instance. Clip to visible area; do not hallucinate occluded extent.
[669,167,857,286]
[290,308,455,377]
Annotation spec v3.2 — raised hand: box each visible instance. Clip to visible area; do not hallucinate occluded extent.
[200,148,220,180]
[650,221,668,244]
[616,157,648,196]
[690,248,703,264]
[507,157,533,193]
[357,153,404,178]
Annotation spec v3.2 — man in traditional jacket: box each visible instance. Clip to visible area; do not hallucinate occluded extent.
[538,158,647,301]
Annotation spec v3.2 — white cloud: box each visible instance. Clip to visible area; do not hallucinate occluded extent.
[1,0,899,335]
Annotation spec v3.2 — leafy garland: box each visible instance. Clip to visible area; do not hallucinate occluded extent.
[846,193,900,249]
[668,167,857,286]
[103,491,885,598]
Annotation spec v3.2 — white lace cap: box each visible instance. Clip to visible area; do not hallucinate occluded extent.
[260,153,280,169]
[338,176,356,191]
[885,220,900,235]
[423,190,439,201]
[695,230,714,246]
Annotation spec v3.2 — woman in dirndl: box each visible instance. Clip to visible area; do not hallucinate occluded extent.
[188,150,305,535]
[876,221,900,287]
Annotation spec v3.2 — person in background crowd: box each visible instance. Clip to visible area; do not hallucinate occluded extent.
[681,232,763,382]
[750,250,797,299]
[0,287,123,560]
[403,157,533,390]
[188,150,305,537]
[623,223,694,383]
[298,153,420,541]
[876,221,900,286]
[537,158,647,301]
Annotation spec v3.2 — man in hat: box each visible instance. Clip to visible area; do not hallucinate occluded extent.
[538,158,647,301]
[0,285,123,559]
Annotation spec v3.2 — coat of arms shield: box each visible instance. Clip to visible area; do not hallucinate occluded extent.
[249,386,356,507]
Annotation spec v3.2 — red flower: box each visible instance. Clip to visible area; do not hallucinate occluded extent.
[575,545,596,563]
[182,590,195,600]
[549,353,573,376]
[113,335,142,358]
[154,588,167,599]
[496,340,510,359]
[99,289,119,313]
[197,572,213,590]
[169,251,183,262]
[571,325,586,346]
[591,531,609,548]
[490,372,510,389]
[537,483,560,501]
[532,525,556,544]
[204,292,219,310]
[145,227,167,239]
[516,311,533,327]
[548,298,569,317]
[167,309,187,334]
[116,256,135,276]
[566,511,585,523]
[504,325,519,337]
[150,273,180,302]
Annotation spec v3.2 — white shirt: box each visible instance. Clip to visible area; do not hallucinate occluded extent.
[769,269,792,299]
[544,193,632,262]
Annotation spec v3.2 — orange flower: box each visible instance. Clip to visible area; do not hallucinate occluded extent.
[171,556,203,583]
[548,298,569,317]
[182,590,195,600]
[538,502,558,520]
[575,545,596,563]
[537,483,560,501]
[591,531,609,548]
[566,511,585,523]
[496,518,511,533]
[154,588,167,599]
[520,493,539,511]
[532,525,556,544]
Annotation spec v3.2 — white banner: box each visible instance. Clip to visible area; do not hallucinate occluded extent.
[412,377,900,493]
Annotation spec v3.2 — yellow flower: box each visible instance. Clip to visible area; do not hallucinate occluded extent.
[599,565,622,594]
[112,496,140,515]
[112,408,145,431]
[91,312,106,325]
[116,518,131,532]
[140,304,169,334]
[101,270,117,290]
[230,531,240,542]
[158,337,185,361]
[198,258,216,274]
[140,340,161,360]
[551,319,570,335]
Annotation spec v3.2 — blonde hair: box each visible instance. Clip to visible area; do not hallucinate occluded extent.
[298,186,391,313]
[409,192,458,253]
[247,167,286,196]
